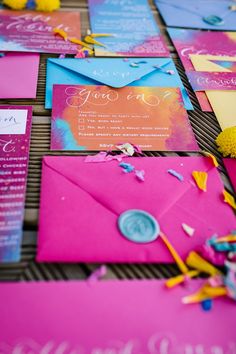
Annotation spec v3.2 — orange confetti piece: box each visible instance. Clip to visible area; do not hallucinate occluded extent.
[201,151,219,167]
[223,189,236,210]
[192,171,208,192]
[84,35,106,47]
[53,28,68,41]
[160,232,189,274]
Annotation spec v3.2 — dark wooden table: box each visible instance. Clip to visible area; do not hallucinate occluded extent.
[0,0,234,281]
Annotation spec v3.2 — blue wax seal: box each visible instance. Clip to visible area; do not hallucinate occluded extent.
[118,209,160,243]
[203,15,224,26]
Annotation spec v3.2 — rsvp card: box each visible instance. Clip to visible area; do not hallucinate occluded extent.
[51,85,198,152]
[0,10,80,54]
[0,106,32,262]
[88,0,169,57]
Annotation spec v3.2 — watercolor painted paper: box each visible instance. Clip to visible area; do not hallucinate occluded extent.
[0,280,236,352]
[190,54,236,130]
[37,156,236,263]
[187,72,236,91]
[0,52,39,99]
[46,57,192,110]
[0,10,80,54]
[88,0,169,57]
[51,85,197,152]
[167,28,236,111]
[155,0,236,31]
[0,106,32,263]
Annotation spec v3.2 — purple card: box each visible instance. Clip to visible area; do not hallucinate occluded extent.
[0,106,32,262]
[187,72,236,91]
[0,10,81,54]
[88,0,170,57]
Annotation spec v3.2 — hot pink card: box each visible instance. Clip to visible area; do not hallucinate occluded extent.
[0,280,235,352]
[224,158,236,192]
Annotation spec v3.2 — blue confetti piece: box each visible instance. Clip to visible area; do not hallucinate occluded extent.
[167,169,184,181]
[119,162,135,173]
[201,299,213,312]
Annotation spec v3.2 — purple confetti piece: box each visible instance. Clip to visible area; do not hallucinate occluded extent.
[167,169,184,181]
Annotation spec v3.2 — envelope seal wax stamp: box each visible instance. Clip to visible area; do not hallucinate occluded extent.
[203,15,224,26]
[118,209,160,243]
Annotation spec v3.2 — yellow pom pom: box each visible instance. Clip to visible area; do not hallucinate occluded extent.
[3,0,27,10]
[35,0,60,12]
[215,127,236,158]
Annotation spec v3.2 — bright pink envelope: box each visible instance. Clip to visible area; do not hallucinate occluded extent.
[37,156,236,263]
[0,52,40,99]
[0,280,236,351]
[224,158,236,192]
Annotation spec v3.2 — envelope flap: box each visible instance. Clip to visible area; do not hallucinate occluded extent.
[42,155,228,224]
[48,58,172,88]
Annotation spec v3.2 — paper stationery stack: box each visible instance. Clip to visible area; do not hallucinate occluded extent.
[188,54,236,129]
[168,28,236,127]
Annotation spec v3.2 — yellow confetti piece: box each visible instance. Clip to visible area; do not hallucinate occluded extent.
[165,270,199,288]
[53,28,68,41]
[90,33,113,38]
[84,35,106,47]
[215,235,236,243]
[182,285,227,304]
[186,251,222,276]
[160,232,189,274]
[69,37,92,49]
[192,171,208,192]
[223,189,236,210]
[201,151,219,167]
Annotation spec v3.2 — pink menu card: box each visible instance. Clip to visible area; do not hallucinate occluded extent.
[0,280,235,353]
[0,106,32,262]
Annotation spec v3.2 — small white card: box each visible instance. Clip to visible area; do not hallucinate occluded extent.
[0,109,28,135]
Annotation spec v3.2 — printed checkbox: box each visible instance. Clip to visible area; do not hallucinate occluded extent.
[78,126,85,130]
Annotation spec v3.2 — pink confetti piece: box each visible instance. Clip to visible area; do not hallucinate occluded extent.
[59,54,66,59]
[84,152,128,163]
[87,265,107,282]
[135,169,145,182]
[208,275,224,287]
[74,51,86,58]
